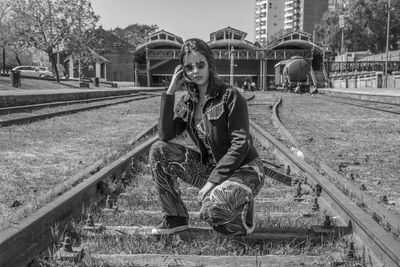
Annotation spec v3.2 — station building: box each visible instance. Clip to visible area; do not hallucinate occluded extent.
[64,26,327,89]
[64,27,135,82]
[133,27,326,89]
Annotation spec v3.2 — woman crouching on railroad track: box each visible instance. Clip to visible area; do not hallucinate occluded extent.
[149,38,265,236]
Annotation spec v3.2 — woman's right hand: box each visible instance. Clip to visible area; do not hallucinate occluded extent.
[166,65,184,95]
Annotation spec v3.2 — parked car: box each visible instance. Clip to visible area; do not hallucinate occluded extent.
[12,66,54,78]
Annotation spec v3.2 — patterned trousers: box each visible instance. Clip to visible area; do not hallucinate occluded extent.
[149,140,265,236]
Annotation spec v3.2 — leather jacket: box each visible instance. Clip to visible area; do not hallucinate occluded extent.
[158,84,259,184]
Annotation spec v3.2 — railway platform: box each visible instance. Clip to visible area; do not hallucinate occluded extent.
[0,86,164,107]
[318,87,400,104]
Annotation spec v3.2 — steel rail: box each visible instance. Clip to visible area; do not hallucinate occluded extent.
[271,96,400,240]
[0,135,159,267]
[313,95,400,115]
[319,93,400,107]
[1,93,398,266]
[0,94,160,127]
[250,120,400,267]
[0,92,154,115]
[1,122,158,232]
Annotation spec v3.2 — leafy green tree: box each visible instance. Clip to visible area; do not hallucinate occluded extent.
[0,0,12,72]
[111,24,159,48]
[12,0,99,81]
[62,0,99,80]
[316,0,400,54]
[267,29,287,43]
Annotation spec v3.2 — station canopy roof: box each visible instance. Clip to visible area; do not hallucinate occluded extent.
[134,27,260,59]
[135,30,183,55]
[207,26,260,51]
[265,31,324,54]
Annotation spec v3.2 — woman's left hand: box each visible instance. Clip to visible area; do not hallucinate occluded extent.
[198,182,216,202]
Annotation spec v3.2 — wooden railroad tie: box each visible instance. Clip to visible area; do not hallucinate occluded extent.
[90,254,322,267]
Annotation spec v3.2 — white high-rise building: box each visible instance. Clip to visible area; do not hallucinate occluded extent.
[328,0,349,11]
[283,0,329,35]
[283,0,300,32]
[254,0,285,45]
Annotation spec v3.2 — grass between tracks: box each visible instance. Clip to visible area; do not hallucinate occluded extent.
[39,137,343,266]
[1,89,389,266]
[0,96,160,230]
[273,92,400,215]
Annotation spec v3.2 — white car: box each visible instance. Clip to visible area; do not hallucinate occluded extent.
[12,66,54,78]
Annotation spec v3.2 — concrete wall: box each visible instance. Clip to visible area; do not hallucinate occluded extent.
[330,71,400,89]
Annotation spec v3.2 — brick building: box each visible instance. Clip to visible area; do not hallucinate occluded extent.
[64,27,135,81]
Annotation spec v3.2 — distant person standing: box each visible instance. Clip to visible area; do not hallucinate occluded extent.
[243,80,248,91]
[250,82,256,91]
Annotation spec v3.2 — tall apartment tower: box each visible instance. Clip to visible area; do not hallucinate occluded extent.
[254,0,285,45]
[328,0,339,11]
[328,0,349,11]
[283,0,329,35]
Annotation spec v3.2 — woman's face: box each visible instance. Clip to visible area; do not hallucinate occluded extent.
[183,51,209,87]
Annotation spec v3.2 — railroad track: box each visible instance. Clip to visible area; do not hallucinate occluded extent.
[0,91,162,115]
[0,92,161,127]
[271,96,400,241]
[0,95,399,267]
[314,94,400,115]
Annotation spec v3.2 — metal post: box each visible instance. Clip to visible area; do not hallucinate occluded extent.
[385,0,391,88]
[341,28,345,73]
[339,14,345,76]
[259,60,263,89]
[146,47,150,87]
[2,48,5,73]
[230,46,234,86]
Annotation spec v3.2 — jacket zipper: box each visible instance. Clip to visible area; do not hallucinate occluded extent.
[188,101,202,156]
[201,94,218,165]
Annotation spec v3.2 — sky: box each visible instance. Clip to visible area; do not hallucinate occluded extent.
[91,0,256,42]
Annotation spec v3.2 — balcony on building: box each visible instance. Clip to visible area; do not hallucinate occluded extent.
[284,12,294,18]
[284,5,294,12]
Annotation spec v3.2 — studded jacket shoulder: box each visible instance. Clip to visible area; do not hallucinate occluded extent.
[158,86,259,184]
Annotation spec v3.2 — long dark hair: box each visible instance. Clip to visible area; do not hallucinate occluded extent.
[179,38,226,94]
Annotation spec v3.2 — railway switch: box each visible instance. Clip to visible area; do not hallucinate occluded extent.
[285,165,291,175]
[83,213,103,232]
[62,236,73,252]
[54,235,84,262]
[345,241,356,260]
[315,184,322,197]
[85,213,94,227]
[106,195,113,208]
[312,197,319,211]
[323,215,333,228]
[294,182,303,201]
[103,194,118,212]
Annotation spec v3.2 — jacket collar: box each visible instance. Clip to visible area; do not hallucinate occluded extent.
[183,82,228,103]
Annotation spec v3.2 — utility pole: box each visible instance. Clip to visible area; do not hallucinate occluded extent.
[2,48,5,73]
[339,15,345,74]
[384,0,391,88]
[229,46,235,86]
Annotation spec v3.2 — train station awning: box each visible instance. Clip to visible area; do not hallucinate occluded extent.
[265,31,324,54]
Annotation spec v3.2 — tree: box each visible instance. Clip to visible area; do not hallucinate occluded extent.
[12,0,99,82]
[267,29,287,44]
[111,24,159,48]
[62,0,99,80]
[0,0,12,72]
[315,10,342,54]
[316,0,400,54]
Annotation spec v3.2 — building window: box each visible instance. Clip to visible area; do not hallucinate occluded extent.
[112,42,123,48]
